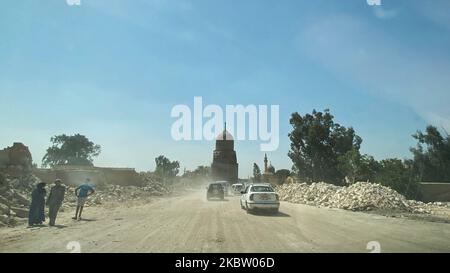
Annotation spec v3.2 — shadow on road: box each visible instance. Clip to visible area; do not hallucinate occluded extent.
[78,218,97,222]
[248,211,291,217]
[27,224,48,229]
[207,199,229,202]
[27,224,68,229]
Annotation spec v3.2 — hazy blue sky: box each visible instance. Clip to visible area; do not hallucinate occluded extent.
[1,0,449,177]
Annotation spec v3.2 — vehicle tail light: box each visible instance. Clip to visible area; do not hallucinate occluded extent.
[249,194,254,201]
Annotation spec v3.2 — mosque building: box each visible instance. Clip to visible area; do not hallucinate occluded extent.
[211,123,238,184]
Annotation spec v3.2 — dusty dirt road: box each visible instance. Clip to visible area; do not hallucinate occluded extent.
[1,190,449,253]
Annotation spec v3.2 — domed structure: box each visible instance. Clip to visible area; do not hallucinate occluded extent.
[211,123,238,183]
[263,153,276,184]
[216,130,234,141]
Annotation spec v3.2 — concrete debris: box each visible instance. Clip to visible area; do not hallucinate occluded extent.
[57,173,171,209]
[0,174,37,226]
[63,182,170,207]
[0,143,33,177]
[0,214,10,225]
[0,203,10,215]
[277,182,450,214]
[140,172,172,196]
[10,207,28,218]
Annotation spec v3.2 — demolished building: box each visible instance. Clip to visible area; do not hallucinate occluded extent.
[0,143,33,177]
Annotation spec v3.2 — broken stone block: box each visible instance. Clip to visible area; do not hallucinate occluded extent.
[0,203,10,215]
[10,207,28,218]
[0,195,10,207]
[0,214,9,225]
[12,192,30,206]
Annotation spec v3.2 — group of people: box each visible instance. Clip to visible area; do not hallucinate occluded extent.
[28,178,95,227]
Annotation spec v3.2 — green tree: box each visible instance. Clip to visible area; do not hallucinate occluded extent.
[410,126,450,182]
[42,134,101,167]
[374,158,421,200]
[288,109,362,184]
[155,155,180,179]
[357,154,382,182]
[274,169,291,184]
[337,148,361,184]
[253,163,262,182]
[193,165,210,177]
[338,150,384,184]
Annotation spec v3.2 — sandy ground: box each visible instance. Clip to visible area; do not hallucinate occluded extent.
[0,190,449,253]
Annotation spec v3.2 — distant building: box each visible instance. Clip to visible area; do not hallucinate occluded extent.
[263,153,276,183]
[211,123,238,183]
[263,153,275,175]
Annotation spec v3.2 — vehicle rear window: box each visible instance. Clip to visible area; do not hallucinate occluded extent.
[251,186,274,192]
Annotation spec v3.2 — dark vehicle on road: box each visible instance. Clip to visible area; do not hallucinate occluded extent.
[206,182,225,201]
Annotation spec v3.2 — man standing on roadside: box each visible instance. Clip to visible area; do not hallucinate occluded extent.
[47,179,66,226]
[73,178,95,220]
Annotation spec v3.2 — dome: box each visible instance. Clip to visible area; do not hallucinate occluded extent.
[216,130,234,141]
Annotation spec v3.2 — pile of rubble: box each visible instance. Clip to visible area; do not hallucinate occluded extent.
[62,182,171,208]
[276,182,340,207]
[58,173,171,208]
[406,199,450,214]
[0,173,39,227]
[277,181,449,214]
[140,172,172,196]
[328,182,411,211]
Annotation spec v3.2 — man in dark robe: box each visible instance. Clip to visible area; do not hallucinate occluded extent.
[28,182,46,227]
[47,179,66,226]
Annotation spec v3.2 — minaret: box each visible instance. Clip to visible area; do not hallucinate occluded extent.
[223,122,227,140]
[264,153,268,173]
